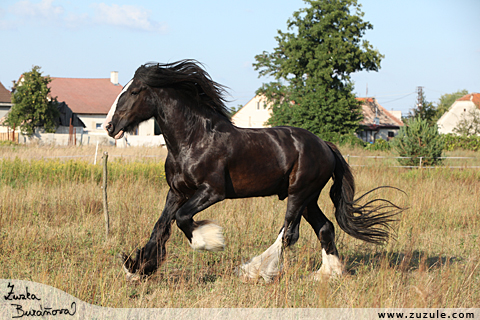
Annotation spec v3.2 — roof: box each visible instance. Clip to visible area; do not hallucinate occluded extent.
[48,78,123,115]
[456,93,480,108]
[357,97,404,128]
[0,81,11,103]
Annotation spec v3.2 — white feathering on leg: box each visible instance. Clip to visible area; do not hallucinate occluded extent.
[190,222,225,252]
[239,229,284,283]
[312,248,344,280]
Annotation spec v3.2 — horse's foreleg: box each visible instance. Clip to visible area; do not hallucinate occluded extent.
[175,184,225,252]
[121,190,181,281]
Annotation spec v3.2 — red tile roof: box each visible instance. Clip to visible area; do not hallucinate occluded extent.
[357,97,404,127]
[48,78,123,115]
[457,93,480,108]
[0,81,11,103]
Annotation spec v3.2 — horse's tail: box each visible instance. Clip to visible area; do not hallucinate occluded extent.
[325,141,404,245]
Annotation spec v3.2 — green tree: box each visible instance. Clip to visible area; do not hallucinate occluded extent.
[434,89,468,122]
[5,66,59,135]
[391,117,445,167]
[407,91,437,126]
[253,0,384,140]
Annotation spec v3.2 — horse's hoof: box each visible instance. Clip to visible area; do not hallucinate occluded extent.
[122,264,141,282]
[311,249,344,281]
[119,253,141,282]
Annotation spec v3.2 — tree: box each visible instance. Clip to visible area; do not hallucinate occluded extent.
[434,89,468,122]
[5,66,59,135]
[391,117,444,167]
[253,0,384,140]
[453,107,480,136]
[407,91,436,126]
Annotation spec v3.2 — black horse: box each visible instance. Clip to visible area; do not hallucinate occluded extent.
[105,60,402,282]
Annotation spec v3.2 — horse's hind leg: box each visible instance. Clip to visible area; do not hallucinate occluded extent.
[303,201,344,279]
[238,227,285,283]
[238,196,305,283]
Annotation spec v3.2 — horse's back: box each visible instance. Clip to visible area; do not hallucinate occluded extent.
[225,126,335,199]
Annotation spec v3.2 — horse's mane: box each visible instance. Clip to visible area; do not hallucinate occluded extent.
[134,60,231,123]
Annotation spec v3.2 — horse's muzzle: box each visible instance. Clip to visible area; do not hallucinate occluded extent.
[105,122,114,135]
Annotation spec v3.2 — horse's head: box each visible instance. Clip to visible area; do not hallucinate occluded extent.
[104,78,156,139]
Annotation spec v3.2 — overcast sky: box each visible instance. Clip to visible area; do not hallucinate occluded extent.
[1,0,479,115]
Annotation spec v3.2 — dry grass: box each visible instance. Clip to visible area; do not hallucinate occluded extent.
[0,145,478,308]
[0,144,168,162]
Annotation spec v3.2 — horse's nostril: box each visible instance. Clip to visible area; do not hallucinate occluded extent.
[106,123,113,132]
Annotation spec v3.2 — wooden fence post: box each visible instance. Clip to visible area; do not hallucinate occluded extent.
[102,151,110,240]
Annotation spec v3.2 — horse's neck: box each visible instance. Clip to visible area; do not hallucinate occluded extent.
[158,107,232,156]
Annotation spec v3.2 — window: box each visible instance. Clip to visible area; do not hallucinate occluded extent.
[388,131,395,138]
[96,123,103,130]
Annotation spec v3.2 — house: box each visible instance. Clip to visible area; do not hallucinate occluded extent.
[231,95,271,128]
[48,73,120,134]
[0,81,13,131]
[437,93,480,135]
[232,95,403,143]
[48,72,160,136]
[356,97,404,143]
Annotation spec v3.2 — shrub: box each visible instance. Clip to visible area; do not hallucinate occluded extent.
[364,139,391,151]
[391,117,445,167]
[443,134,480,152]
[322,133,366,148]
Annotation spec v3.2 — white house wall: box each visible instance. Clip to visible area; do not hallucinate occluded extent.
[138,118,155,136]
[437,100,478,134]
[79,114,109,133]
[232,96,271,128]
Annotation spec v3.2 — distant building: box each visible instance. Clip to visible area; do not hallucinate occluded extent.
[48,73,123,134]
[356,97,404,143]
[0,81,12,126]
[437,93,480,135]
[231,95,271,128]
[232,95,403,143]
[48,72,158,136]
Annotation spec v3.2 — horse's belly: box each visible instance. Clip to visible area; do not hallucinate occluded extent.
[226,167,288,199]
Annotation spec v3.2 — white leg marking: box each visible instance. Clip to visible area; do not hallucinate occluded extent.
[122,264,141,282]
[190,222,225,252]
[312,248,344,280]
[239,229,284,283]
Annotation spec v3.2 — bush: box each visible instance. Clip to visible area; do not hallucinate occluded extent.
[364,139,391,151]
[391,117,445,167]
[443,134,480,152]
[321,133,366,148]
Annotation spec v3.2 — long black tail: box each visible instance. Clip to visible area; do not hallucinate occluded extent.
[325,142,405,245]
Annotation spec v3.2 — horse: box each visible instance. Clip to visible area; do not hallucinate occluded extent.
[104,60,403,282]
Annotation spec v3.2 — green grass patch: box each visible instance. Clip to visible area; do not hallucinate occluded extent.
[0,157,166,187]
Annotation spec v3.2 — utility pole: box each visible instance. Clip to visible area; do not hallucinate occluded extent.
[416,86,424,113]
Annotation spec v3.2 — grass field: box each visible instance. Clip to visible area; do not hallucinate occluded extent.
[0,145,478,308]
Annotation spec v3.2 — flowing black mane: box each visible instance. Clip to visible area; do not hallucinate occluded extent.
[134,60,231,122]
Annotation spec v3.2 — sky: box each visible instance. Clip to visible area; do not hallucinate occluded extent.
[1,0,479,116]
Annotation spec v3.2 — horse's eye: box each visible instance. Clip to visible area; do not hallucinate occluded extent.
[131,90,139,96]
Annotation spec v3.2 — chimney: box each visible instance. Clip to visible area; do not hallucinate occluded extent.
[110,71,119,85]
